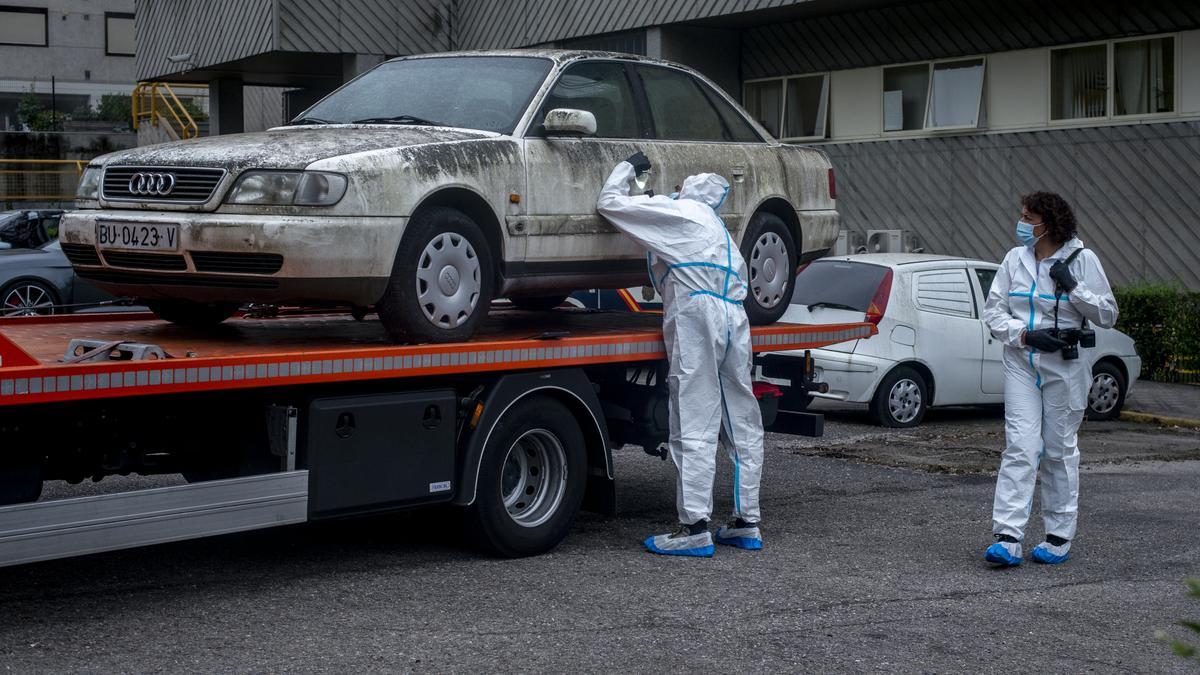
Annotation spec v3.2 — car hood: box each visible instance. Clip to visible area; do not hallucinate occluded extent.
[93,126,498,171]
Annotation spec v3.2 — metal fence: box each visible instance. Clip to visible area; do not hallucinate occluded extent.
[0,160,86,204]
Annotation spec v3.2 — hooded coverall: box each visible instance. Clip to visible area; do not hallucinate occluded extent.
[983,237,1118,543]
[597,161,764,526]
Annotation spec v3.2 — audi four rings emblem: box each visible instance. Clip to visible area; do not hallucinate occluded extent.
[128,172,177,196]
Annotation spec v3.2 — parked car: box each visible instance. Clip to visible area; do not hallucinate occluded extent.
[759,253,1141,426]
[0,210,62,250]
[60,50,839,341]
[1,238,114,317]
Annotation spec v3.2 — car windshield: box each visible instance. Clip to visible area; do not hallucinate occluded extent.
[297,56,554,134]
[792,260,890,311]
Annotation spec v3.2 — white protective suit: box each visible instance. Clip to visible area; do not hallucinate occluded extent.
[983,237,1118,543]
[597,161,764,526]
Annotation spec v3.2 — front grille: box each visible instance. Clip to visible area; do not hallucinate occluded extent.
[190,251,284,275]
[61,243,102,266]
[101,250,188,271]
[102,166,226,203]
[77,269,279,290]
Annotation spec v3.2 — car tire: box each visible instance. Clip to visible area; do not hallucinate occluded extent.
[740,211,797,325]
[870,366,928,428]
[1,279,58,317]
[466,395,587,557]
[146,300,237,328]
[378,207,494,343]
[1086,360,1126,421]
[510,294,569,311]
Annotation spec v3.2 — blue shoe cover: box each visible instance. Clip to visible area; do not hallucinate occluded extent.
[715,523,763,550]
[984,541,1022,566]
[1031,542,1070,564]
[644,530,714,557]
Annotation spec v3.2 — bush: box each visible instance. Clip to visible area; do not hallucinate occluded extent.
[16,90,43,129]
[96,94,132,124]
[1114,283,1200,384]
[1158,579,1200,660]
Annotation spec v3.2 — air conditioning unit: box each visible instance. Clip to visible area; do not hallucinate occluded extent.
[866,229,905,253]
[905,231,926,254]
[834,229,867,256]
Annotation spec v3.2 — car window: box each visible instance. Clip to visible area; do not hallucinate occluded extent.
[536,62,640,139]
[41,214,61,241]
[792,260,890,311]
[698,80,762,143]
[974,268,997,298]
[300,56,552,134]
[637,65,730,142]
[912,269,975,318]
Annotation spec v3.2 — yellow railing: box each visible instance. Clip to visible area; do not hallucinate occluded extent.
[0,159,87,202]
[132,82,207,140]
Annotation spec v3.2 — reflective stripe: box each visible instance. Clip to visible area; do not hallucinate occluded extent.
[659,262,740,288]
[689,289,741,304]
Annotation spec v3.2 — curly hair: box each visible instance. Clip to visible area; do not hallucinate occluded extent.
[1021,191,1078,245]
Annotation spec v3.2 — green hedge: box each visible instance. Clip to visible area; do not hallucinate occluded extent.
[1114,283,1200,384]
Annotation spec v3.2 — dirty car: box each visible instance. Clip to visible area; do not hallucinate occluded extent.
[61,50,839,342]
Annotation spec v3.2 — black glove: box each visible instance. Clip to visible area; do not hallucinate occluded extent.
[624,151,651,175]
[1024,328,1068,353]
[1049,260,1078,293]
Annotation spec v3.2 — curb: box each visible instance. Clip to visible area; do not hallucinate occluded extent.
[1119,410,1200,429]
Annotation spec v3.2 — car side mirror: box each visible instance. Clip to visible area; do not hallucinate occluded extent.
[543,108,597,137]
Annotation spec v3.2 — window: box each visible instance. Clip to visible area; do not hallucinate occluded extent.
[913,270,975,318]
[1051,44,1107,120]
[974,268,997,297]
[538,62,639,138]
[0,6,47,47]
[927,58,985,128]
[1114,37,1174,116]
[698,81,761,143]
[637,66,727,142]
[743,74,829,140]
[883,64,929,131]
[792,260,890,311]
[105,12,135,56]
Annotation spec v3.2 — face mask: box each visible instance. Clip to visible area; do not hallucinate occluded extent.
[669,192,679,200]
[1016,220,1043,247]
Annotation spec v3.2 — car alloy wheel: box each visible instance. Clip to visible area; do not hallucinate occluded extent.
[500,428,569,528]
[749,231,789,310]
[888,378,922,424]
[1089,372,1121,416]
[416,232,481,329]
[2,282,55,317]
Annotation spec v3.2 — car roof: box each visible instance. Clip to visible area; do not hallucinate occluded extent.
[389,49,682,69]
[815,252,995,268]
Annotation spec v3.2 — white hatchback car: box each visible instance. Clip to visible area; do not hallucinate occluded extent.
[759,253,1141,427]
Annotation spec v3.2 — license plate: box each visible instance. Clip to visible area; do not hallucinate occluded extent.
[96,222,179,251]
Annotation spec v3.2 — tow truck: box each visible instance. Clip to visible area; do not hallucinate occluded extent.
[0,308,872,566]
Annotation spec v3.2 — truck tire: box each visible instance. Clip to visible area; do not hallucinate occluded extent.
[147,300,237,328]
[1086,360,1126,421]
[740,211,797,325]
[509,294,569,311]
[870,365,928,428]
[466,395,586,557]
[378,207,494,343]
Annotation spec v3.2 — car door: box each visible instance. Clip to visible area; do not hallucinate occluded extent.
[971,264,1005,396]
[910,266,984,405]
[521,60,647,285]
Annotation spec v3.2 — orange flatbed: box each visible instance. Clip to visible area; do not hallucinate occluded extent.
[0,309,875,407]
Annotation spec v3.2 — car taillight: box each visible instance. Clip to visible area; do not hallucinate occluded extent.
[865,269,893,325]
[827,168,836,200]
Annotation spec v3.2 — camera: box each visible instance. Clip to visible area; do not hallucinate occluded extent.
[1051,327,1096,360]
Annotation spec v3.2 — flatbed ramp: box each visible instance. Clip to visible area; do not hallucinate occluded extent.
[0,309,875,566]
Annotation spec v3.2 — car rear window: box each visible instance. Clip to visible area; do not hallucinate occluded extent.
[791,260,890,311]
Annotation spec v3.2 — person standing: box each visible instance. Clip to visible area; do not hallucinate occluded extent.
[597,152,765,558]
[982,192,1118,566]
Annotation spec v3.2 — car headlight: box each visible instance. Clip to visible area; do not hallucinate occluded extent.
[75,165,102,200]
[225,170,347,206]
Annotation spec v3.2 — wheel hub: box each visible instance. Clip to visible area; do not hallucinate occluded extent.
[1089,373,1119,414]
[437,265,460,295]
[501,429,568,528]
[888,379,922,423]
[2,284,53,317]
[750,232,789,309]
[415,232,481,329]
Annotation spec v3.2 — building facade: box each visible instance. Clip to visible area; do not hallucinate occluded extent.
[134,0,1200,289]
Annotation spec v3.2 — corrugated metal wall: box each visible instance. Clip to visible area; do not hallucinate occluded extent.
[823,121,1200,289]
[741,0,1200,78]
[276,0,450,56]
[135,0,275,81]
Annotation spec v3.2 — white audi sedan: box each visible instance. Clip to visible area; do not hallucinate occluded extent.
[758,253,1141,427]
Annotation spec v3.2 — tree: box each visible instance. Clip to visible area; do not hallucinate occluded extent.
[1160,579,1200,661]
[16,89,43,130]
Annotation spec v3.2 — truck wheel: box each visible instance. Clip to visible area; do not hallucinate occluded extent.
[510,295,568,311]
[467,395,586,557]
[378,207,494,343]
[870,366,928,428]
[147,300,237,328]
[740,212,797,325]
[1086,361,1126,421]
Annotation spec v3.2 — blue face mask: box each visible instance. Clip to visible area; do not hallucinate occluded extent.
[669,192,679,200]
[1016,220,1043,247]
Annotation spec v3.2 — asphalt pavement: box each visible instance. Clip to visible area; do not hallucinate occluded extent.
[1,407,1198,673]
